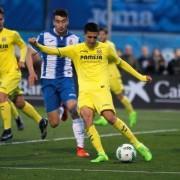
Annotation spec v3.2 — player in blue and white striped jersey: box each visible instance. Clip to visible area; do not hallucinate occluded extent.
[26,9,89,157]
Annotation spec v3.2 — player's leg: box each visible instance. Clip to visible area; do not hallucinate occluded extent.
[102,111,152,161]
[9,100,24,130]
[41,79,62,128]
[0,92,13,141]
[78,91,108,162]
[65,99,89,157]
[80,106,108,162]
[14,95,48,139]
[60,77,89,157]
[0,73,21,141]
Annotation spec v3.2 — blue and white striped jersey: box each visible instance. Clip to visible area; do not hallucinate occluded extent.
[37,28,80,79]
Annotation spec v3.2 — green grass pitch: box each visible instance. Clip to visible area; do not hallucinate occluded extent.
[0,107,179,180]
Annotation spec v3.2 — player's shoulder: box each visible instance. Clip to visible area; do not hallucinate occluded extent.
[97,41,109,49]
[3,28,19,35]
[66,32,80,44]
[107,40,115,47]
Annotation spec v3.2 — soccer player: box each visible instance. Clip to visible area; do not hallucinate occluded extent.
[0,7,48,141]
[29,22,152,163]
[0,7,26,141]
[26,9,89,157]
[94,27,137,127]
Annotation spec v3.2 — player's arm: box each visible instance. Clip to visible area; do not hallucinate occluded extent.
[108,46,152,82]
[118,59,152,82]
[26,46,39,86]
[28,38,74,59]
[14,31,27,68]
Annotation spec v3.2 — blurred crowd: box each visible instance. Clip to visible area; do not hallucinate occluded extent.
[117,46,180,76]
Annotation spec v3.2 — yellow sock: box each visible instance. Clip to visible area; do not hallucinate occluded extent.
[87,125,105,154]
[22,101,42,123]
[9,101,19,119]
[0,101,12,129]
[120,96,134,114]
[113,118,139,147]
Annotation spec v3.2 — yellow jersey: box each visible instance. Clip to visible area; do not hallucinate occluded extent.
[47,42,121,91]
[105,40,121,79]
[59,42,121,91]
[0,28,26,75]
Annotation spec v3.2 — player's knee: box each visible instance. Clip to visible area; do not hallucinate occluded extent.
[69,106,79,119]
[102,111,116,124]
[14,100,25,109]
[49,121,59,128]
[14,96,25,109]
[0,92,8,102]
[48,114,60,128]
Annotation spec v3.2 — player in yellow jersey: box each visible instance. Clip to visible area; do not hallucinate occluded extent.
[29,22,152,163]
[0,7,47,141]
[94,27,137,127]
[0,7,26,141]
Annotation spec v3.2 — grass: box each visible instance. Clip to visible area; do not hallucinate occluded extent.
[0,107,179,180]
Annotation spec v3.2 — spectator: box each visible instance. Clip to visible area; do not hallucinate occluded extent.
[121,45,137,69]
[138,46,154,74]
[151,48,166,75]
[167,48,180,75]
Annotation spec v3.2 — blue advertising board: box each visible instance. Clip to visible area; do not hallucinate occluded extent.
[47,0,180,32]
[0,0,45,30]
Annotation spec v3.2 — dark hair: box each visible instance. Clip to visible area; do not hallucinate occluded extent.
[0,7,4,15]
[53,9,68,18]
[99,27,108,34]
[84,22,99,34]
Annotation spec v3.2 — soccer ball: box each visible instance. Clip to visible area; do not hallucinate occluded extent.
[116,144,136,162]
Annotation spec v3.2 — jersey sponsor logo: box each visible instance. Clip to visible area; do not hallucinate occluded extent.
[0,44,8,50]
[80,55,102,61]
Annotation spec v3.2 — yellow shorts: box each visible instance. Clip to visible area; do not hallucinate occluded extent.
[109,77,124,95]
[78,88,116,114]
[0,72,21,95]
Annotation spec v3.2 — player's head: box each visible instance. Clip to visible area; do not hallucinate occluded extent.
[98,27,108,43]
[0,7,4,30]
[84,22,99,48]
[53,9,69,35]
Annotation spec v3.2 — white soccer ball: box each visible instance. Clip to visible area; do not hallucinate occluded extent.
[116,144,136,162]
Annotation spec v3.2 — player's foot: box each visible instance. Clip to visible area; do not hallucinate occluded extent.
[76,147,90,158]
[94,116,108,126]
[59,105,68,121]
[39,118,48,139]
[90,152,109,163]
[0,128,13,141]
[136,143,152,161]
[129,111,137,128]
[15,116,24,131]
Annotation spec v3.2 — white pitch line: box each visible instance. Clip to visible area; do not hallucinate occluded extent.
[0,167,180,175]
[0,128,179,146]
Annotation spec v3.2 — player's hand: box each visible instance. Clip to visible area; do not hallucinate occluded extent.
[28,72,38,86]
[146,75,152,82]
[18,61,25,69]
[28,38,38,47]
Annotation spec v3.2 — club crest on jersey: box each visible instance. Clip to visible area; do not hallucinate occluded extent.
[68,39,73,45]
[96,49,102,54]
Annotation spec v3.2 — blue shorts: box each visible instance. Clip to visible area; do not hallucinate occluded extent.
[41,77,77,112]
